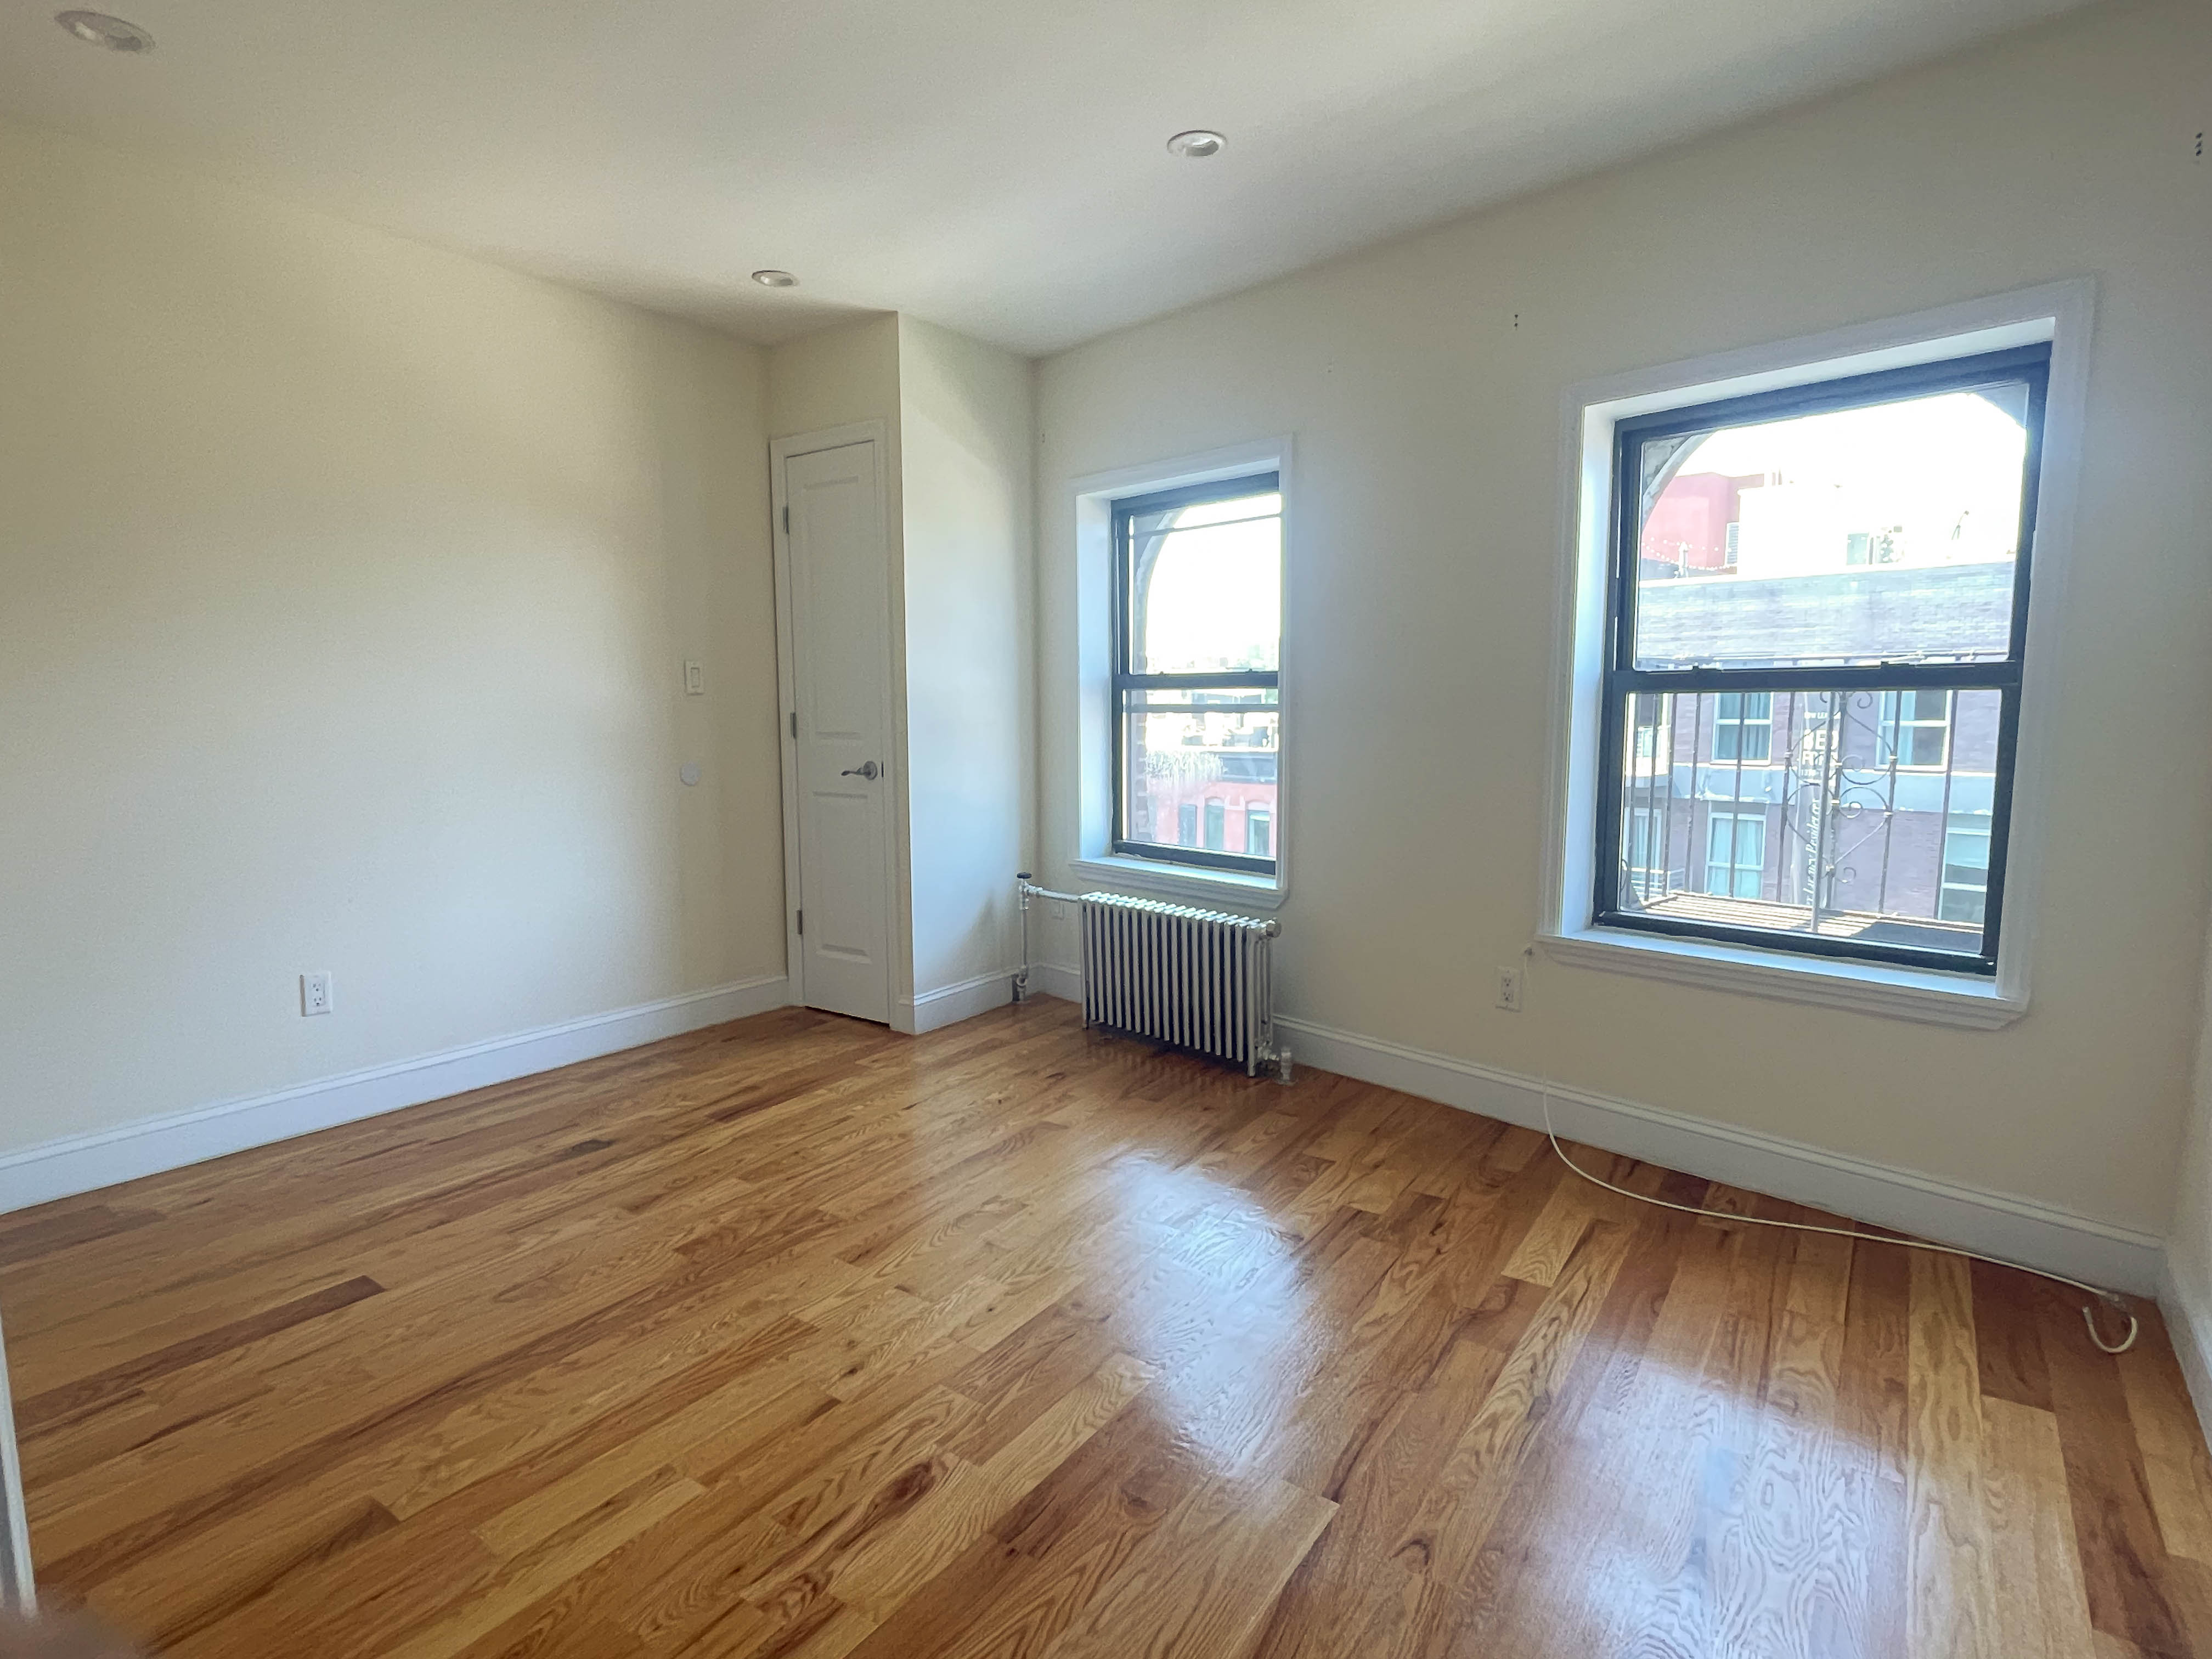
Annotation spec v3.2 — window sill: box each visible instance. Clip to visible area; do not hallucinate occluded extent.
[1539,926,2024,1029]
[1070,855,1286,913]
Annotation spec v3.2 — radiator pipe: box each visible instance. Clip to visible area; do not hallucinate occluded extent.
[1013,873,1032,1001]
[1017,878,1083,905]
[1014,874,1080,1003]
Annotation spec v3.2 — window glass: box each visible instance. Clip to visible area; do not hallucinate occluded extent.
[1124,493,1282,675]
[1713,691,1773,762]
[1114,476,1282,872]
[1877,689,1951,769]
[1705,814,1767,900]
[1632,384,2031,672]
[1939,814,1993,924]
[1612,687,2006,958]
[1600,348,2044,973]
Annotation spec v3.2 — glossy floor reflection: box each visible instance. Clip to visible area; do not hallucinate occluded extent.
[3,999,2209,1657]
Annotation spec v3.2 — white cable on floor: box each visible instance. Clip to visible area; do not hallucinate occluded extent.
[1520,949,2139,1355]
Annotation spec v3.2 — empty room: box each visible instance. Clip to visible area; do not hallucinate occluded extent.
[2,0,2210,1654]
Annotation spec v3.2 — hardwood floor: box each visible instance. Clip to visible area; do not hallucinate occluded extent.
[4,998,2210,1658]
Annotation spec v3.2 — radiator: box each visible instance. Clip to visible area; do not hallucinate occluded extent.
[1076,893,1279,1076]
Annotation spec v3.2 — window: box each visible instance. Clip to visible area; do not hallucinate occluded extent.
[1712,691,1772,762]
[1844,529,1901,566]
[1877,689,1951,769]
[1631,693,1667,760]
[1113,474,1281,874]
[1705,813,1767,899]
[1939,814,1992,924]
[1595,344,2047,975]
[1624,806,1668,902]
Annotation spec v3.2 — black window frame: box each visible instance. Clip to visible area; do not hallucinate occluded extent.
[1110,471,1282,876]
[1593,345,2050,977]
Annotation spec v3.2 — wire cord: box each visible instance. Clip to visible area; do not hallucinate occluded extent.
[1517,940,2137,1354]
[1537,1092,2138,1353]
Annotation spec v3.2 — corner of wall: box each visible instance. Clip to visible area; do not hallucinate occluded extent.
[889,317,1039,1007]
[2162,898,2212,1440]
[2162,1253,2212,1443]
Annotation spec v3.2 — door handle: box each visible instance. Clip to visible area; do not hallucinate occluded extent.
[840,760,882,780]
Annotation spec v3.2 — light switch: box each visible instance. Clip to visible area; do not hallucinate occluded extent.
[683,659,705,696]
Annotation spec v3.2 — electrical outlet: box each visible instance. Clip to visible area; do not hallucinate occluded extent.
[1049,899,1073,924]
[301,972,334,1017]
[1496,965,1522,1013]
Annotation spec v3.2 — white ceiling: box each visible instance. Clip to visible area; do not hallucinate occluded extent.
[0,0,2091,355]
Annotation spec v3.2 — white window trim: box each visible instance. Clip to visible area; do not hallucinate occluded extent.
[1069,437,1293,912]
[1541,281,2095,1030]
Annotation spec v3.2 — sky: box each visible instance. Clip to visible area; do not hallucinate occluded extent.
[1663,389,2029,574]
[1137,491,1283,673]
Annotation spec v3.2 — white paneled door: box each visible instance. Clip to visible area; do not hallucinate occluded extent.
[782,438,895,1024]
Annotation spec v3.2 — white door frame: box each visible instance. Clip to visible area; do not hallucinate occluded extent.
[770,420,904,1018]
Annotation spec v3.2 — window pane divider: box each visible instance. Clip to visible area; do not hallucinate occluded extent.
[1610,663,2020,693]
[1114,670,1280,692]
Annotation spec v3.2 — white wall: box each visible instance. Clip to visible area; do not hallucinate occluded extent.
[896,318,1036,1018]
[765,315,1034,1028]
[1033,0,2212,1238]
[0,119,786,1162]
[766,314,903,445]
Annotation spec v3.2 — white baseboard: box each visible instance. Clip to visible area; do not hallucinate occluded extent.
[1274,1014,2164,1296]
[0,974,791,1215]
[2159,1256,2212,1442]
[992,978,2160,1293]
[901,968,1019,1035]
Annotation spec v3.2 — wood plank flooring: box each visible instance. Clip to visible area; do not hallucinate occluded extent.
[4,999,2210,1658]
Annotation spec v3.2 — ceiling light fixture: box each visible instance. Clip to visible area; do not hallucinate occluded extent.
[751,269,798,288]
[55,10,154,50]
[1165,130,1225,159]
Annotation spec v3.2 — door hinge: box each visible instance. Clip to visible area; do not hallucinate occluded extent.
[789,709,798,739]
[796,909,804,936]
[781,504,790,535]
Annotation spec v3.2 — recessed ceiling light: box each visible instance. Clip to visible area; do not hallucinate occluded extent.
[1166,131,1225,160]
[55,10,153,51]
[751,270,798,288]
